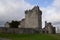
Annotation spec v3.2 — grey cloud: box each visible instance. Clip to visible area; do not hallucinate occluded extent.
[0,0,33,27]
[53,22,60,25]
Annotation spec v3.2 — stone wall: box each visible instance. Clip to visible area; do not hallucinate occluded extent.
[0,27,38,34]
[20,19,25,28]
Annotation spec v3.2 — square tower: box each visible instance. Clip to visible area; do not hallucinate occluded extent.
[25,6,42,29]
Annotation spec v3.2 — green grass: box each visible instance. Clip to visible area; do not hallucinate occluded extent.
[0,33,60,40]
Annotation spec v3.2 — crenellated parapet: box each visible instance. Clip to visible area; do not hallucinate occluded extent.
[25,6,42,15]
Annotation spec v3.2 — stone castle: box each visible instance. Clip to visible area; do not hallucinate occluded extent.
[0,6,56,34]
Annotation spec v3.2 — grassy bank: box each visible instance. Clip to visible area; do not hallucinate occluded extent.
[0,33,60,40]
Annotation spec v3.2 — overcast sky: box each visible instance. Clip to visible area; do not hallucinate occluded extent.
[0,0,60,32]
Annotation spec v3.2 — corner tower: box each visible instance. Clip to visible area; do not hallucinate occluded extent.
[25,6,42,29]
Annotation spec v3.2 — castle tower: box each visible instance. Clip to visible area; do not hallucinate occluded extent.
[25,6,42,29]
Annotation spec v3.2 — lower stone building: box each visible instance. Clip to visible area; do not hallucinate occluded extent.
[43,21,56,34]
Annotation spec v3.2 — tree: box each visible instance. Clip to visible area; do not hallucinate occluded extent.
[9,21,20,28]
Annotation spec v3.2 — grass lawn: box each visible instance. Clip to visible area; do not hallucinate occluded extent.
[0,33,60,40]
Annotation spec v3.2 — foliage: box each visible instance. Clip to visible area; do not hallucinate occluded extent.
[9,21,20,28]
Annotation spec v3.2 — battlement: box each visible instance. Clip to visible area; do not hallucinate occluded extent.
[32,6,39,10]
[25,6,42,15]
[25,10,32,14]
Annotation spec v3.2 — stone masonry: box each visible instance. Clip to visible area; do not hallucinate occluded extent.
[2,6,56,34]
[25,6,42,29]
[43,21,56,34]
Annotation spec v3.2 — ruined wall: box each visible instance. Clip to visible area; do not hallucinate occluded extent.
[44,21,56,34]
